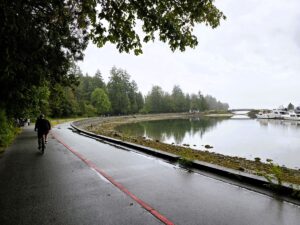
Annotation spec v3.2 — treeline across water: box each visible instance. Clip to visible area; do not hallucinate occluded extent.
[143,86,229,114]
[0,64,229,148]
[41,65,229,118]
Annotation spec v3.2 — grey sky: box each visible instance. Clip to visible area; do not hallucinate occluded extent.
[78,0,300,109]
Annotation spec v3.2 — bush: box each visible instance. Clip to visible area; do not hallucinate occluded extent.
[248,110,260,118]
[0,109,18,150]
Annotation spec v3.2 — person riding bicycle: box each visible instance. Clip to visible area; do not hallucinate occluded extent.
[34,114,51,149]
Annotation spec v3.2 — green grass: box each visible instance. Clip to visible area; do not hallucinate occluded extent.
[0,109,21,153]
[50,117,86,126]
[0,116,84,154]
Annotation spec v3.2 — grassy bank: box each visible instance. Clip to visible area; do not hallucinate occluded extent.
[82,113,300,186]
[50,117,86,127]
[0,110,20,153]
[0,116,83,154]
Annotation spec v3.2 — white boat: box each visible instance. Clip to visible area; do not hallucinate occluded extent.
[256,105,300,120]
[269,106,289,119]
[256,106,289,119]
[285,112,300,120]
[283,106,300,121]
[256,110,274,119]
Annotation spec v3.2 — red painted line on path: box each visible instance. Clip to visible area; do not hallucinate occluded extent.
[52,132,175,225]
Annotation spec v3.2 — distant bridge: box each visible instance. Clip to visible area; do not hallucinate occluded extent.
[229,109,257,116]
[229,109,256,112]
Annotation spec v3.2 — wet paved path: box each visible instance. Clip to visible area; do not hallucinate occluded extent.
[1,123,300,225]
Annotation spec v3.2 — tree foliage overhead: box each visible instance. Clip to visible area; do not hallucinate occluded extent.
[91,0,225,54]
[0,0,224,118]
[0,0,91,116]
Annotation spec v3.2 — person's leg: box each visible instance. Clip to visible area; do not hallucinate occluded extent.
[45,131,49,143]
[37,132,42,149]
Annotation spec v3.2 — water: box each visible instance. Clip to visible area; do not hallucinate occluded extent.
[116,117,300,169]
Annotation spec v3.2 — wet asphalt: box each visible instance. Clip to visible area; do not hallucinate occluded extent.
[1,124,300,225]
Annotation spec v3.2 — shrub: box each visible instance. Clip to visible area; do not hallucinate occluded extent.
[0,109,18,150]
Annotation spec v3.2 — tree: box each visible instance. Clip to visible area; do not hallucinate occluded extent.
[91,88,111,115]
[0,1,89,117]
[128,81,139,113]
[162,93,174,113]
[136,92,145,112]
[184,94,191,112]
[90,0,225,54]
[107,67,131,115]
[144,86,166,113]
[1,0,224,118]
[190,94,198,112]
[93,70,106,89]
[204,95,228,111]
[288,103,294,110]
[84,103,97,117]
[171,85,186,112]
[32,86,51,116]
[198,92,208,111]
[49,85,79,118]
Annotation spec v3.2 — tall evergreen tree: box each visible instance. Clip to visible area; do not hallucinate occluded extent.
[144,86,166,113]
[107,67,131,115]
[288,103,295,110]
[136,92,145,113]
[93,70,106,89]
[171,85,186,112]
[91,88,111,115]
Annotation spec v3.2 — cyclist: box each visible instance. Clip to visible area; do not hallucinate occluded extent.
[34,114,51,149]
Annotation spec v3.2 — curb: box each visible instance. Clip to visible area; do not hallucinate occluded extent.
[70,123,179,162]
[70,122,300,203]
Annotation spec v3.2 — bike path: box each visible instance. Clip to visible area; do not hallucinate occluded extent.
[0,126,163,225]
[1,124,300,225]
[54,123,300,225]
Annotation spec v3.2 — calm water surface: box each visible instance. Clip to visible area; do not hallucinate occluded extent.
[116,117,300,169]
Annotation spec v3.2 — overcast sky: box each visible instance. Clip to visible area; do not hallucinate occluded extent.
[78,0,300,109]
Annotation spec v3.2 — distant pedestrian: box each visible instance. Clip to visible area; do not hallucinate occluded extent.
[27,118,30,126]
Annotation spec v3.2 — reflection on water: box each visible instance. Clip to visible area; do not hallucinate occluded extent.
[231,115,250,119]
[257,119,300,127]
[116,117,225,144]
[116,117,300,168]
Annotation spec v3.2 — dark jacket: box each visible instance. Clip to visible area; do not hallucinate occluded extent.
[35,118,51,134]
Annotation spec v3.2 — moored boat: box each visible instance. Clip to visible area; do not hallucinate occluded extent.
[256,110,274,119]
[283,106,300,121]
[283,112,300,121]
[269,106,288,119]
[256,106,288,119]
[256,105,300,120]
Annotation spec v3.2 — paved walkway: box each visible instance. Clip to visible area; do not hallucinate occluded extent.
[0,126,162,225]
[1,125,300,225]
